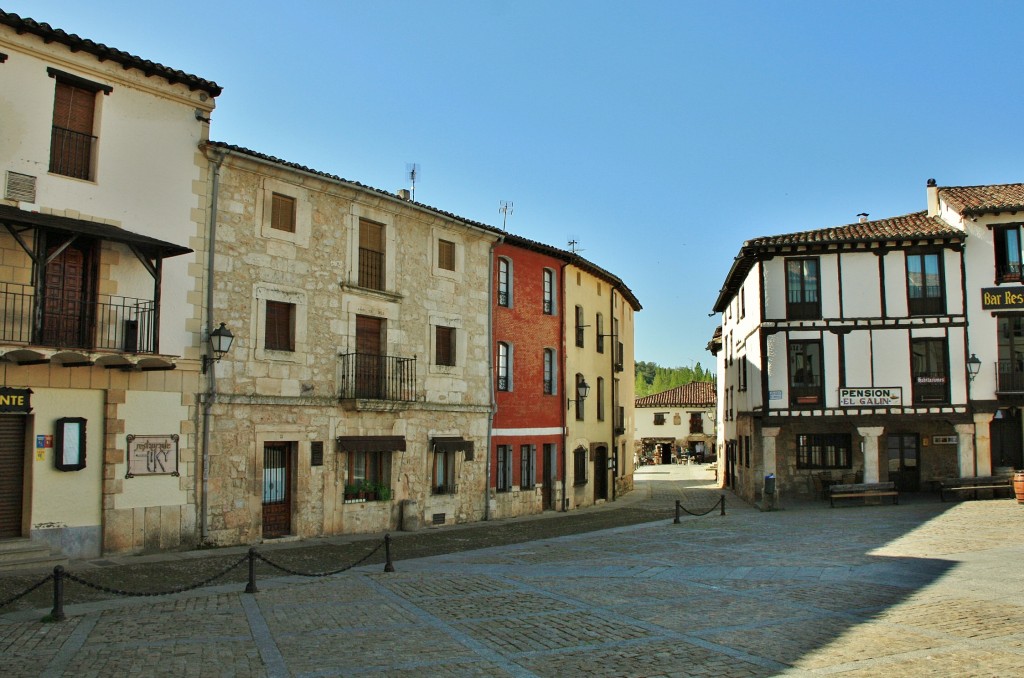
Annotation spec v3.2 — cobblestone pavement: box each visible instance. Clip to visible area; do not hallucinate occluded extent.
[2,465,1023,677]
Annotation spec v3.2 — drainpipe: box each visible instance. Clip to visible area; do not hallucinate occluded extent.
[609,287,617,502]
[484,235,503,521]
[560,261,569,511]
[200,147,225,541]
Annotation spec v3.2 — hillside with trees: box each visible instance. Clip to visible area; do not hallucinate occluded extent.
[634,361,715,398]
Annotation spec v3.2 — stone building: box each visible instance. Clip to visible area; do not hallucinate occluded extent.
[196,142,502,544]
[0,11,220,559]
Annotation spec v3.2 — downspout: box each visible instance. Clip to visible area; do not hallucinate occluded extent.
[484,235,504,521]
[560,261,569,511]
[200,147,225,541]
[609,287,617,502]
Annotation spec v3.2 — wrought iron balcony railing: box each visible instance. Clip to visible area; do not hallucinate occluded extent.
[1,282,157,353]
[338,352,417,401]
[996,360,1024,393]
[50,126,95,180]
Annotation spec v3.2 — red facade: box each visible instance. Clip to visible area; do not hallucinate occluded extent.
[492,240,564,506]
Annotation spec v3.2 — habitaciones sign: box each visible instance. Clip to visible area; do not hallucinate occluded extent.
[839,387,902,407]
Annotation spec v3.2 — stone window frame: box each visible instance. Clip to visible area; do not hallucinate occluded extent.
[253,282,307,363]
[259,177,311,247]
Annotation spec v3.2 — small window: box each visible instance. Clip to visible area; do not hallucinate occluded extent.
[597,377,605,421]
[574,373,586,421]
[432,449,456,494]
[265,300,295,352]
[575,306,585,348]
[50,78,98,180]
[439,239,456,271]
[912,337,949,404]
[906,252,945,315]
[498,258,511,307]
[436,326,456,366]
[689,412,703,434]
[520,444,536,490]
[497,342,511,391]
[543,348,556,395]
[654,412,666,425]
[542,269,555,314]
[789,340,822,407]
[271,193,296,233]
[994,224,1024,283]
[496,445,512,492]
[797,433,852,470]
[786,257,821,320]
[596,313,605,353]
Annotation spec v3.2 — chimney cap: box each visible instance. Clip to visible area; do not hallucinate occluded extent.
[857,212,869,223]
[927,178,937,187]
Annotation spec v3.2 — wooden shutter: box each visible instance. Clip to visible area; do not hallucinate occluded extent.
[271,193,296,233]
[53,81,95,134]
[358,219,385,290]
[0,416,26,538]
[265,300,295,351]
[438,239,455,271]
[436,326,455,366]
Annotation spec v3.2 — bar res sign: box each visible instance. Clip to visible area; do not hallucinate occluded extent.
[839,387,903,407]
[126,434,179,477]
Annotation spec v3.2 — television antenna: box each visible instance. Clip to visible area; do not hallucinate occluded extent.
[568,238,584,254]
[499,200,514,229]
[406,163,420,201]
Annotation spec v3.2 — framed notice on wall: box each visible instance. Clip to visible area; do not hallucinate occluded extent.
[54,417,87,472]
[126,434,180,478]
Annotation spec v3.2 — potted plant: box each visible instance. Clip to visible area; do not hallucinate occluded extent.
[343,484,363,503]
[360,479,376,501]
[376,484,392,502]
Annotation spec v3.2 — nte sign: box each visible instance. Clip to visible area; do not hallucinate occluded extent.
[839,387,902,407]
[0,387,32,413]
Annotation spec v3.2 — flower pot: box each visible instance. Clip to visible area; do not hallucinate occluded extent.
[1014,471,1024,504]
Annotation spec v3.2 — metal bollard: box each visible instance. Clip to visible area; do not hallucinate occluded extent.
[384,533,395,572]
[245,547,258,594]
[720,493,726,516]
[51,565,65,622]
[673,499,681,524]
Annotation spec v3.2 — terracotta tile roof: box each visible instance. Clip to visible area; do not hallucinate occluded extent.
[0,11,222,97]
[939,183,1024,217]
[746,211,962,248]
[635,381,716,408]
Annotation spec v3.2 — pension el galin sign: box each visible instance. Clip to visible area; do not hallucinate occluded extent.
[839,387,903,407]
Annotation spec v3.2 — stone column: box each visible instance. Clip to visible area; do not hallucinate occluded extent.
[761,427,781,511]
[857,427,885,483]
[972,413,994,476]
[955,422,978,478]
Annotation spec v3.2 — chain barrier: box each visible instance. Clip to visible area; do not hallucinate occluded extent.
[0,534,394,622]
[254,540,383,578]
[673,494,726,523]
[0,573,54,610]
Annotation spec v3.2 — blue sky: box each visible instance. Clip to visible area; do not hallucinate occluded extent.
[8,1,1024,372]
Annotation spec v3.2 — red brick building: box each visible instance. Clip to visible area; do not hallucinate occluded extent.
[490,236,566,517]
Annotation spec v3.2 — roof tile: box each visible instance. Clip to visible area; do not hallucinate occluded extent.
[636,381,716,408]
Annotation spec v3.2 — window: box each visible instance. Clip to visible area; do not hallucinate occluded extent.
[496,445,512,492]
[438,239,456,271]
[348,451,387,486]
[265,300,295,352]
[50,74,103,180]
[738,355,748,391]
[597,377,605,421]
[997,316,1024,392]
[520,444,536,490]
[654,412,666,425]
[436,326,456,366]
[497,342,511,391]
[575,373,585,421]
[497,258,511,306]
[689,412,703,434]
[788,340,822,407]
[911,337,949,404]
[906,252,944,315]
[744,435,751,467]
[432,449,456,494]
[740,285,746,318]
[573,446,588,485]
[358,219,385,291]
[994,224,1024,282]
[596,313,605,353]
[542,269,555,314]
[271,193,296,233]
[786,258,821,320]
[797,433,852,469]
[575,306,585,347]
[543,348,556,395]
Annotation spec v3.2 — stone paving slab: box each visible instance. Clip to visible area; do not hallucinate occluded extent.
[2,465,1024,676]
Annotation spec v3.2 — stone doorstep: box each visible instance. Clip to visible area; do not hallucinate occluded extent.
[0,538,69,573]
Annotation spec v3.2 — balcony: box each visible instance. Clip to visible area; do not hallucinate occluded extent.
[50,126,95,180]
[339,352,416,402]
[996,360,1024,393]
[1,282,157,353]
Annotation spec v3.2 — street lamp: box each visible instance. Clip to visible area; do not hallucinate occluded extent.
[568,376,591,409]
[966,353,981,382]
[202,322,234,373]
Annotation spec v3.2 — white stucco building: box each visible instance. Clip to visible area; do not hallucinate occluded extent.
[712,179,1024,504]
[634,382,716,464]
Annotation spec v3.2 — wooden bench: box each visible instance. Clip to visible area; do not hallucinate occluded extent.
[939,476,1013,502]
[829,482,898,507]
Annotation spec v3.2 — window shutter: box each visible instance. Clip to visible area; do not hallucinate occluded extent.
[271,193,296,233]
[265,300,295,351]
[53,81,95,134]
[439,239,455,271]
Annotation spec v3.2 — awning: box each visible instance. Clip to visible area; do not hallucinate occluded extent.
[0,204,192,259]
[335,435,406,453]
[432,437,475,454]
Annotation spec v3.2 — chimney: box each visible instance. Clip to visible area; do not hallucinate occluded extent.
[857,212,869,223]
[926,178,939,217]
[397,188,411,201]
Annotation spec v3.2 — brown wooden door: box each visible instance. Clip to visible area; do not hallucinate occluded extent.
[0,416,26,539]
[355,316,383,398]
[262,442,292,538]
[42,243,93,348]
